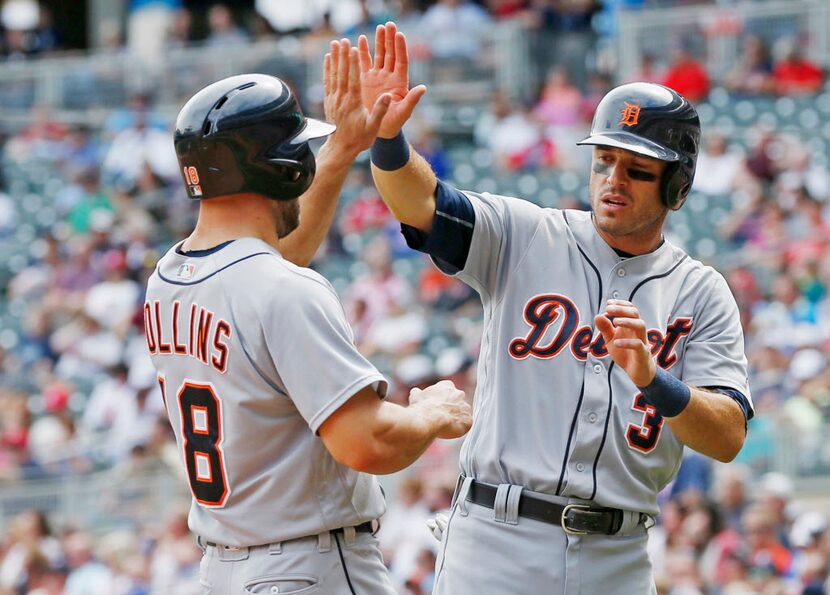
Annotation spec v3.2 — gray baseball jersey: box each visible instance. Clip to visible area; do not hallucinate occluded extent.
[441,191,752,515]
[144,237,387,547]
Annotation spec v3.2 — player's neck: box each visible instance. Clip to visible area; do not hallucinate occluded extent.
[595,226,664,256]
[184,195,280,251]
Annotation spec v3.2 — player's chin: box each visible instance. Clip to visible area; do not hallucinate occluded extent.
[594,213,633,235]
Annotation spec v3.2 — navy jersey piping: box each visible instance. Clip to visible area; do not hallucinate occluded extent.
[591,361,616,500]
[156,252,271,286]
[563,211,604,313]
[175,239,236,256]
[559,210,603,496]
[590,254,688,500]
[556,381,585,496]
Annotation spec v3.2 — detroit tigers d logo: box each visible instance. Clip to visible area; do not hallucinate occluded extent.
[509,293,693,365]
[509,295,580,359]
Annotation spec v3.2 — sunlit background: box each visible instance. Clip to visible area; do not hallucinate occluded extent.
[0,0,828,593]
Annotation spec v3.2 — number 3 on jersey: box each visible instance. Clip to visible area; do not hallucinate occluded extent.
[626,392,664,453]
[161,380,229,507]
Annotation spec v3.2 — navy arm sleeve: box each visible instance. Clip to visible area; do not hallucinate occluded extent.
[400,180,475,274]
[703,385,753,433]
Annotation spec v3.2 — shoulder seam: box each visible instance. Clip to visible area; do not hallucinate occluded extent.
[156,252,274,286]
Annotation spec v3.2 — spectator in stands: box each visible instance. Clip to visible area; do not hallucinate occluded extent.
[691,133,753,197]
[65,168,114,235]
[626,52,664,85]
[713,465,750,533]
[377,476,435,591]
[341,0,388,37]
[475,91,554,171]
[723,35,774,97]
[523,0,598,88]
[247,12,277,42]
[205,3,248,46]
[533,65,588,167]
[102,92,167,138]
[662,41,710,101]
[346,235,416,352]
[254,0,317,34]
[485,0,527,20]
[60,125,100,175]
[412,126,451,180]
[149,505,202,594]
[166,7,194,49]
[63,530,113,595]
[404,548,437,595]
[83,249,140,335]
[127,0,182,67]
[0,510,63,591]
[419,0,491,59]
[772,40,824,96]
[776,143,830,203]
[101,109,178,191]
[742,503,793,578]
[533,65,584,128]
[0,0,42,58]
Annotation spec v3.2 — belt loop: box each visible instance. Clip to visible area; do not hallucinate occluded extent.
[317,531,332,553]
[493,484,510,523]
[616,510,648,536]
[196,535,206,552]
[505,485,522,525]
[456,476,474,517]
[342,526,357,546]
[269,542,282,555]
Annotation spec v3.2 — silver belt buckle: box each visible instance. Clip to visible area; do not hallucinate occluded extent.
[561,503,591,535]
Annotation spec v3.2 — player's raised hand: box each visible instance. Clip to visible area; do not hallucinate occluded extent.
[324,38,393,159]
[594,300,657,388]
[358,21,427,139]
[409,379,472,439]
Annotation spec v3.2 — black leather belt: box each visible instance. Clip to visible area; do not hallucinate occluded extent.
[205,521,374,548]
[465,479,625,535]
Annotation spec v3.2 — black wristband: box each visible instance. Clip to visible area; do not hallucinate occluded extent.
[370,131,410,171]
[636,367,692,418]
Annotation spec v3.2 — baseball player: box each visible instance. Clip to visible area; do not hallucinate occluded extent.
[350,22,753,594]
[145,43,472,595]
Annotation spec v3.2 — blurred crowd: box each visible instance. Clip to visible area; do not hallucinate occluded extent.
[0,0,828,594]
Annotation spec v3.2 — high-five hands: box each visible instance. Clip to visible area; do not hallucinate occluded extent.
[323,38,392,159]
[594,299,657,388]
[356,22,427,139]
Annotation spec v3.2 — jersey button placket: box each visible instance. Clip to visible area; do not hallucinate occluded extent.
[612,290,620,299]
[588,413,597,423]
[593,363,602,374]
[576,463,585,472]
[617,268,626,278]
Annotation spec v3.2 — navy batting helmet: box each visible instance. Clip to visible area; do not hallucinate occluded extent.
[577,82,700,209]
[174,74,335,201]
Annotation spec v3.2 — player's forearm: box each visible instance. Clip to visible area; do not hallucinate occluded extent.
[665,388,746,462]
[277,140,353,266]
[350,400,448,475]
[371,147,437,233]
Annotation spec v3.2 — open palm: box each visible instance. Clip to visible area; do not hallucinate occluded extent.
[323,38,391,159]
[358,22,426,139]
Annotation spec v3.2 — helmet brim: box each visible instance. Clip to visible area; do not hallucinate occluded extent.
[577,132,680,162]
[289,117,336,145]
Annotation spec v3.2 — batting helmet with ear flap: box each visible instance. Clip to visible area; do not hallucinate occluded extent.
[577,82,700,209]
[174,74,335,201]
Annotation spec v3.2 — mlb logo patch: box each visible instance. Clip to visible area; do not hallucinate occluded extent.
[189,185,203,197]
[177,263,196,280]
